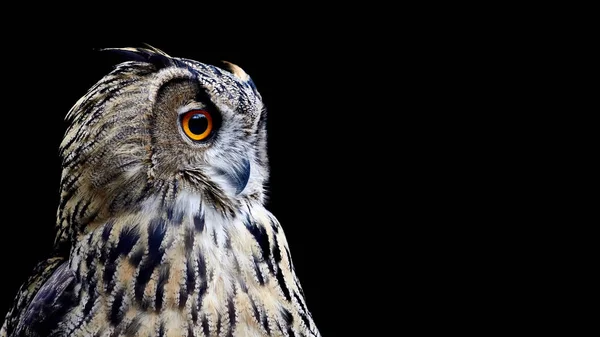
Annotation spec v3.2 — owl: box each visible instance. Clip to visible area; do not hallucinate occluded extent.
[1,46,320,337]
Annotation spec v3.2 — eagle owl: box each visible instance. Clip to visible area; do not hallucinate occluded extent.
[1,47,320,337]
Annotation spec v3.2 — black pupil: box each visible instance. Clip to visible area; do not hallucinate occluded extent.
[188,114,208,135]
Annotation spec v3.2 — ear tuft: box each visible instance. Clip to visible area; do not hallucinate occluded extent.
[220,61,250,81]
[100,45,174,69]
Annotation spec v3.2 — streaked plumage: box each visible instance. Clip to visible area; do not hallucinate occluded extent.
[1,47,320,337]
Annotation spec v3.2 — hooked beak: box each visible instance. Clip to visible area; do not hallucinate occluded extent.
[217,157,250,195]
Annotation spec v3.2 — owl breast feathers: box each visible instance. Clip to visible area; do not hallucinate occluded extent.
[0,47,320,337]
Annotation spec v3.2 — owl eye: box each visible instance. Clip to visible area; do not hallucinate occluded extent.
[181,110,213,141]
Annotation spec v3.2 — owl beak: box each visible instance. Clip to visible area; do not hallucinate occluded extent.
[233,158,251,195]
[219,157,251,195]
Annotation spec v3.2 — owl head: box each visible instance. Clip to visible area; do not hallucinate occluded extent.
[55,47,269,250]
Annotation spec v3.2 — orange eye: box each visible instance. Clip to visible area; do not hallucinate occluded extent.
[181,110,213,141]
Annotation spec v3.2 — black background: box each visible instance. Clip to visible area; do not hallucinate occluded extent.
[0,38,394,336]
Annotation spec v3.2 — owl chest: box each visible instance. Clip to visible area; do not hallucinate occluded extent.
[64,218,284,336]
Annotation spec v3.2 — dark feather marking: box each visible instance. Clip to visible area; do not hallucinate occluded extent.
[75,260,82,282]
[245,219,273,273]
[82,283,99,321]
[109,288,125,325]
[110,225,140,262]
[166,179,182,223]
[69,199,83,229]
[106,227,138,293]
[180,256,195,309]
[288,327,297,337]
[275,321,285,335]
[225,235,232,250]
[262,313,271,335]
[166,206,174,222]
[197,250,208,307]
[197,281,208,305]
[228,297,236,327]
[178,287,188,310]
[191,302,199,323]
[129,246,144,266]
[216,313,222,336]
[155,265,170,311]
[197,251,207,281]
[104,261,117,294]
[250,297,260,325]
[140,296,152,311]
[239,277,248,294]
[114,160,141,172]
[102,220,115,242]
[85,237,95,269]
[273,239,282,264]
[148,218,167,256]
[99,252,107,266]
[193,210,205,232]
[201,315,210,337]
[276,267,292,301]
[294,291,308,314]
[135,218,167,301]
[184,227,195,252]
[158,321,165,337]
[299,312,311,331]
[253,255,265,286]
[281,307,293,327]
[78,200,91,221]
[173,177,178,196]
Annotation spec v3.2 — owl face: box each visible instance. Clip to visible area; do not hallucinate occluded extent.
[148,60,267,200]
[58,48,269,235]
